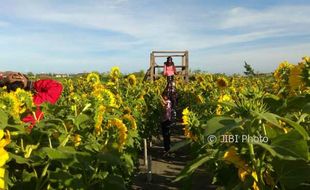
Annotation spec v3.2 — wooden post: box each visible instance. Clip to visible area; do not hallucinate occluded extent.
[185,51,189,82]
[181,55,185,77]
[150,52,154,81]
[144,138,148,167]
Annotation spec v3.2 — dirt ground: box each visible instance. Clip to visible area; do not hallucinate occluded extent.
[131,126,218,190]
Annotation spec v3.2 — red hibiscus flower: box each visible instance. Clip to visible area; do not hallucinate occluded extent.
[33,79,63,106]
[22,107,44,130]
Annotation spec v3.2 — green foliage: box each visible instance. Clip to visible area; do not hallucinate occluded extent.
[244,61,256,76]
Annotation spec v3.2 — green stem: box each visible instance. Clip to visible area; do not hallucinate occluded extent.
[249,143,265,189]
[248,143,256,163]
[262,123,267,136]
[59,134,71,147]
[48,136,53,148]
[61,121,68,134]
[41,163,50,178]
[74,105,78,117]
[21,138,25,152]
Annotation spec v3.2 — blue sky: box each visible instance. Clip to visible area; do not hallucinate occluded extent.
[0,0,309,74]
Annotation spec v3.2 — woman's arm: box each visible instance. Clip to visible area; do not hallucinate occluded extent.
[163,64,167,76]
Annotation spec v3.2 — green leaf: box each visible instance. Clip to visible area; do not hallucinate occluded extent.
[273,159,310,189]
[255,112,281,128]
[0,109,8,128]
[169,140,190,152]
[97,152,122,165]
[256,111,309,140]
[42,147,76,160]
[9,153,30,166]
[204,116,240,136]
[49,169,84,189]
[302,102,310,114]
[278,117,309,140]
[253,131,308,160]
[75,113,90,127]
[271,130,309,160]
[287,95,310,113]
[265,125,284,139]
[6,124,26,132]
[22,170,37,182]
[173,153,215,182]
[263,95,283,113]
[103,175,126,190]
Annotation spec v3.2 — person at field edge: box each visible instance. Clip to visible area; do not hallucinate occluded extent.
[163,56,177,83]
[0,71,63,130]
[160,94,172,154]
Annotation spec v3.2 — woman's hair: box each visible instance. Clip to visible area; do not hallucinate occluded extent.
[7,81,25,92]
[1,73,33,92]
[165,56,174,66]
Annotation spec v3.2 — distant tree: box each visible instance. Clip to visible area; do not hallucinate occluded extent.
[193,69,202,74]
[136,70,145,77]
[244,61,256,76]
[27,72,34,77]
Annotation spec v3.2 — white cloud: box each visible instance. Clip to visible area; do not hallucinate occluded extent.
[219,5,310,29]
[2,1,310,49]
[0,1,309,73]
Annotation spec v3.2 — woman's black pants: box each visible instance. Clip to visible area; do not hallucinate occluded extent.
[161,120,171,152]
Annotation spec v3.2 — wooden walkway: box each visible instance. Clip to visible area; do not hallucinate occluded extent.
[131,127,217,190]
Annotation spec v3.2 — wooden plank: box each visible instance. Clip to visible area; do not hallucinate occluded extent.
[152,50,187,53]
[154,55,184,57]
[185,51,189,82]
[154,65,186,68]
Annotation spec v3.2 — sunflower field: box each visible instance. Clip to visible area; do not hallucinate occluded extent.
[0,57,309,190]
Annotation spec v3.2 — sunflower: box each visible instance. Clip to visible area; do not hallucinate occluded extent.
[14,88,34,113]
[123,114,137,130]
[223,146,258,189]
[301,56,310,87]
[94,105,105,135]
[102,89,117,107]
[181,108,198,141]
[92,86,117,107]
[238,168,259,190]
[123,106,132,114]
[107,118,128,150]
[182,107,190,125]
[0,92,22,120]
[216,94,232,115]
[86,72,100,85]
[109,66,121,81]
[273,61,294,84]
[183,126,198,141]
[127,74,137,86]
[106,81,116,86]
[223,146,246,168]
[196,93,205,104]
[289,63,305,90]
[195,75,205,83]
[216,77,229,88]
[0,129,10,190]
[302,56,310,63]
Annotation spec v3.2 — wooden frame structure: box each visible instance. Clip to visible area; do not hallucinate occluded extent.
[144,50,189,82]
